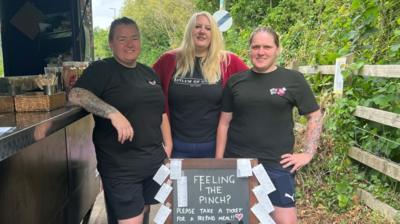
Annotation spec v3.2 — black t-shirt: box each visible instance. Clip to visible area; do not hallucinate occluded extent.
[74,58,166,180]
[222,67,319,168]
[168,57,222,142]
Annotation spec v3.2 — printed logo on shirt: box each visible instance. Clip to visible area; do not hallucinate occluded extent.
[269,87,287,96]
[148,80,157,85]
[174,77,210,87]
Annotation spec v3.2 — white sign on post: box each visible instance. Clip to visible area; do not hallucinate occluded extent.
[213,10,232,32]
[334,57,346,95]
[333,54,352,96]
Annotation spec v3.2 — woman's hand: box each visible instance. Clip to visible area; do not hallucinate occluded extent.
[108,112,134,144]
[280,152,314,173]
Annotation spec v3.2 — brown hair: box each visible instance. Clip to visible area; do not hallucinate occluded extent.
[108,17,140,42]
[249,27,280,47]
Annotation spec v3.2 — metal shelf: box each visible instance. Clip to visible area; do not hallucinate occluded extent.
[42,30,72,39]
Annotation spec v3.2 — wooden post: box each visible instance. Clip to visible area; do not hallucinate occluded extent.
[357,188,400,222]
[219,0,225,10]
[287,60,299,71]
[334,54,353,97]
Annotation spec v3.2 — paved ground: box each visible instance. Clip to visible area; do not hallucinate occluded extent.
[87,191,160,224]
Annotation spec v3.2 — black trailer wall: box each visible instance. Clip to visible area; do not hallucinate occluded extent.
[0,0,93,76]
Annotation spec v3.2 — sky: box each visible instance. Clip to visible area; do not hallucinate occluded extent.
[92,0,124,28]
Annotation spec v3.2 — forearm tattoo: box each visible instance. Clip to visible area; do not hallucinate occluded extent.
[304,110,323,155]
[69,87,117,119]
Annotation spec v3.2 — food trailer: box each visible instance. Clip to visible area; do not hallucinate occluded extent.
[0,0,100,223]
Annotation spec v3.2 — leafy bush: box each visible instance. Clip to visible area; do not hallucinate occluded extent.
[108,0,400,216]
[195,0,400,215]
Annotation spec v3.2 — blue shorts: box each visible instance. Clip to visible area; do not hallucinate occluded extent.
[102,176,160,221]
[223,150,296,208]
[264,166,296,208]
[171,137,215,158]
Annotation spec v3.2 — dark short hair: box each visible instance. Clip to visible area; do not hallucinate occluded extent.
[249,27,280,47]
[108,17,140,42]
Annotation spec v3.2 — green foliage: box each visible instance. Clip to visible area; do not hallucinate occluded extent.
[319,67,400,211]
[119,0,400,216]
[223,28,251,65]
[192,0,218,13]
[93,27,112,60]
[0,56,3,77]
[341,64,400,161]
[121,0,196,65]
[0,36,3,77]
[358,169,400,210]
[230,0,279,28]
[195,0,400,216]
[139,42,169,67]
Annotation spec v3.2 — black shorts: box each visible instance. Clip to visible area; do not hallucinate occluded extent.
[264,166,296,208]
[102,176,160,220]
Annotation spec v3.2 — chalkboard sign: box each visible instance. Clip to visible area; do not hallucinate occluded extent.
[165,159,258,224]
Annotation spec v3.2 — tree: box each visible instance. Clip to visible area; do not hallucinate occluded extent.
[121,0,196,64]
[193,0,400,219]
[93,27,112,60]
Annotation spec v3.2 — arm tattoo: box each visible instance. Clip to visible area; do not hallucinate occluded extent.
[69,87,117,119]
[304,110,323,155]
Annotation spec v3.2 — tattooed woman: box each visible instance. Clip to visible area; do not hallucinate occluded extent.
[216,27,323,224]
[69,17,172,224]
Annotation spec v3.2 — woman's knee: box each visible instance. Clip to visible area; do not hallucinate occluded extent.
[118,211,144,224]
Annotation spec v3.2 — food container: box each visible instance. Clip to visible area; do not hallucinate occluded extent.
[43,85,56,95]
[62,61,89,94]
[44,66,63,91]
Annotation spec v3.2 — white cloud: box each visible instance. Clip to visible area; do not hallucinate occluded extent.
[92,0,124,28]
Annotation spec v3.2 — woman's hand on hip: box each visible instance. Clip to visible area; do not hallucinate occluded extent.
[280,153,314,173]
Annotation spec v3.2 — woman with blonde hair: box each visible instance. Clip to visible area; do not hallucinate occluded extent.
[153,11,248,158]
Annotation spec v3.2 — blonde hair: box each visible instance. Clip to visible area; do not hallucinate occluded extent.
[174,11,228,84]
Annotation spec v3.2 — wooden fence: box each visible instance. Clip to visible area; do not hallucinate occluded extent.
[292,56,400,221]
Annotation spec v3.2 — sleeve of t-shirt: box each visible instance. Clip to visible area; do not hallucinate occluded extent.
[221,80,234,112]
[73,60,110,97]
[292,72,320,115]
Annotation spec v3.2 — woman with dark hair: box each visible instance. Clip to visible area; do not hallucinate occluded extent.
[216,27,323,224]
[69,17,172,224]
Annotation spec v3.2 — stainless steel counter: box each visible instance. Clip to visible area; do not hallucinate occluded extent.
[0,106,100,224]
[0,106,88,161]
